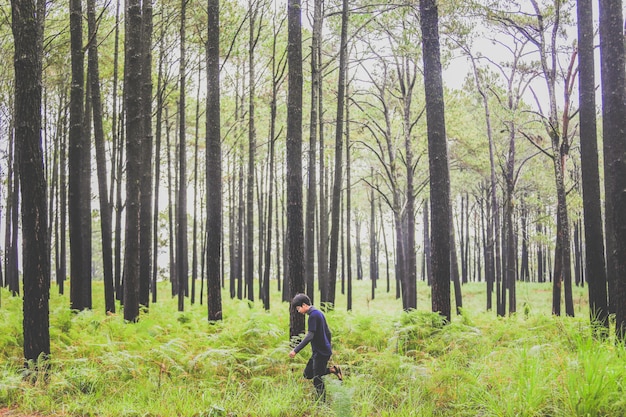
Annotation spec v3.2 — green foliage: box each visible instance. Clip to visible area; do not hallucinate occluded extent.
[1,281,625,416]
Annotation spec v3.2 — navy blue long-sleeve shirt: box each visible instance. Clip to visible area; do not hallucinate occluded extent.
[293,306,332,356]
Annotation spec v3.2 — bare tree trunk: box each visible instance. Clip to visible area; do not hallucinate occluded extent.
[139,0,154,309]
[327,0,349,308]
[287,0,305,339]
[177,0,188,312]
[450,211,462,315]
[305,0,322,304]
[399,55,418,310]
[48,92,62,288]
[317,63,328,306]
[69,0,92,311]
[166,108,176,297]
[346,85,353,310]
[246,0,258,303]
[237,164,244,299]
[466,49,500,311]
[263,13,287,311]
[378,199,390,293]
[88,0,115,314]
[228,155,236,299]
[8,147,19,296]
[152,17,167,304]
[420,0,451,322]
[369,191,376,300]
[191,62,201,305]
[112,0,122,301]
[423,199,432,286]
[577,0,608,333]
[598,0,626,340]
[12,0,50,363]
[123,0,143,322]
[206,0,223,321]
[56,92,68,295]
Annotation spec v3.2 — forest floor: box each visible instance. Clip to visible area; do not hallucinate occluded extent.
[0,408,44,417]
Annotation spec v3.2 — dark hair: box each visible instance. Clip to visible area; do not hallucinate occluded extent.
[292,293,311,308]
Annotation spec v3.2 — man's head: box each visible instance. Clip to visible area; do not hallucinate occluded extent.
[292,293,312,314]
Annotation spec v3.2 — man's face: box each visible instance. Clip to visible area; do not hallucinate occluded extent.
[296,303,309,315]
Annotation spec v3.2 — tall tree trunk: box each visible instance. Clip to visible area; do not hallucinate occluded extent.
[166,108,176,296]
[317,64,328,306]
[57,94,68,295]
[88,0,115,314]
[263,13,286,311]
[466,49,500,312]
[69,0,92,311]
[48,92,61,287]
[327,0,348,308]
[450,211,462,315]
[346,85,353,310]
[598,0,626,341]
[520,201,530,282]
[206,0,222,321]
[287,0,305,339]
[139,0,154,309]
[112,0,122,301]
[12,0,50,363]
[152,18,167,304]
[577,0,608,333]
[177,0,188,312]
[228,156,236,299]
[400,57,418,310]
[305,0,322,304]
[380,199,391,293]
[123,0,143,322]
[504,180,515,315]
[237,163,244,299]
[246,0,258,303]
[192,62,201,305]
[420,0,451,322]
[276,163,283,294]
[369,191,376,300]
[423,199,432,286]
[8,146,19,296]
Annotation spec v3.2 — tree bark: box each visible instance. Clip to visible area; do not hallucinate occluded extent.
[287,0,305,339]
[177,0,188,312]
[123,0,143,322]
[191,62,201,305]
[152,17,167,304]
[577,0,608,332]
[327,0,349,308]
[305,0,322,304]
[12,0,50,363]
[139,0,154,309]
[263,13,287,311]
[420,0,451,322]
[57,92,68,295]
[69,0,92,311]
[246,0,258,303]
[450,211,462,315]
[206,0,223,321]
[88,0,115,314]
[112,0,123,302]
[598,0,626,340]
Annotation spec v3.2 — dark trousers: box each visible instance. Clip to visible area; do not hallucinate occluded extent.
[303,353,331,400]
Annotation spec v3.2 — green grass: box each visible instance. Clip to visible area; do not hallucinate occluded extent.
[1,280,624,416]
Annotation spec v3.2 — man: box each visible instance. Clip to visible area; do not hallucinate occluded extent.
[289,293,342,400]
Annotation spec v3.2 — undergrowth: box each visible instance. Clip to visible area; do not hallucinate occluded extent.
[1,281,624,416]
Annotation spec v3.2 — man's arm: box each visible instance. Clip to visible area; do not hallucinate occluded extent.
[289,331,314,357]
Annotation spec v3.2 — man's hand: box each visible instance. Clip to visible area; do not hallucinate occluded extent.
[289,350,296,358]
